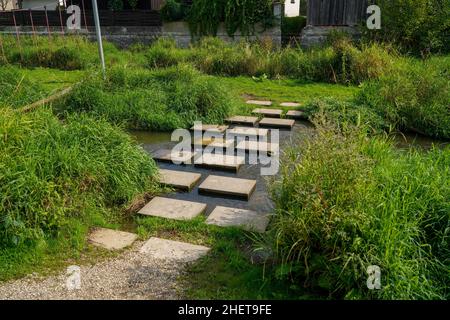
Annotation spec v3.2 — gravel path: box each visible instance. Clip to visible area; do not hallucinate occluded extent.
[0,241,184,300]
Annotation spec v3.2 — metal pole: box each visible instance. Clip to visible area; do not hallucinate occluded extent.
[91,0,106,79]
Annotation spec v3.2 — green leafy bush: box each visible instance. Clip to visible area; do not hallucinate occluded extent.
[269,118,450,299]
[0,107,160,246]
[161,0,188,21]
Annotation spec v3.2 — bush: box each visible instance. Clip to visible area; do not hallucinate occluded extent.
[357,57,450,139]
[281,16,307,37]
[62,64,234,130]
[161,0,188,21]
[269,118,450,299]
[0,107,160,246]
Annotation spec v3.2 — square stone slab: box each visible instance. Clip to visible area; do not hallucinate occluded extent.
[286,110,306,119]
[152,149,196,164]
[190,124,229,134]
[252,108,282,118]
[198,175,256,200]
[206,206,270,233]
[280,102,301,107]
[246,100,272,106]
[195,153,245,172]
[88,228,138,250]
[138,196,207,220]
[158,169,201,191]
[236,140,279,155]
[225,116,259,126]
[227,127,269,138]
[192,136,234,149]
[258,118,296,129]
[140,237,210,262]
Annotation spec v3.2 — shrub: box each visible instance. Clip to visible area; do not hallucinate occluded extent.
[269,118,450,299]
[161,0,188,21]
[357,57,450,139]
[0,107,160,246]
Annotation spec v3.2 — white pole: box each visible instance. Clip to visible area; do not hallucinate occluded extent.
[91,0,106,79]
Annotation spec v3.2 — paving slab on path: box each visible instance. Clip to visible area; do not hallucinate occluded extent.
[258,118,296,129]
[246,100,272,106]
[138,197,207,220]
[190,124,229,133]
[227,127,269,138]
[198,175,256,200]
[286,110,306,119]
[158,169,201,191]
[225,116,259,126]
[252,108,282,118]
[88,228,138,250]
[192,136,234,149]
[195,153,245,172]
[140,237,210,263]
[236,140,279,155]
[206,206,270,233]
[152,149,197,164]
[280,102,301,107]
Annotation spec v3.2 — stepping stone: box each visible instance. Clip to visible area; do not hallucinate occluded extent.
[140,237,210,262]
[225,116,259,126]
[227,127,269,138]
[195,153,245,172]
[152,149,196,164]
[258,118,295,129]
[88,228,137,250]
[252,108,283,118]
[246,100,272,106]
[236,140,279,155]
[280,102,301,107]
[198,175,256,200]
[138,196,206,220]
[206,206,270,233]
[190,124,229,134]
[192,136,234,149]
[286,110,306,119]
[158,169,201,191]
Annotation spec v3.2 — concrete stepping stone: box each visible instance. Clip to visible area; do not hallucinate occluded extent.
[198,175,256,200]
[192,136,234,149]
[158,169,201,191]
[252,108,283,118]
[195,153,245,172]
[138,196,206,220]
[280,102,301,107]
[286,110,306,119]
[258,118,296,129]
[88,228,138,250]
[236,140,279,155]
[190,124,229,134]
[206,206,270,233]
[140,237,210,262]
[225,116,259,126]
[246,100,272,106]
[227,127,269,138]
[152,149,196,164]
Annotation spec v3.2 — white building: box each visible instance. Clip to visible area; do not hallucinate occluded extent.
[284,0,300,17]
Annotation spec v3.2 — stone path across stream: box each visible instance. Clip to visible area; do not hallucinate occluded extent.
[0,103,314,299]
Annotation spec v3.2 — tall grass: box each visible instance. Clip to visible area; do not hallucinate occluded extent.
[269,115,449,299]
[62,64,236,130]
[0,107,160,247]
[0,66,44,108]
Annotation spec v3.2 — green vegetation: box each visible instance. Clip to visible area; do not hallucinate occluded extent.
[281,16,307,38]
[269,117,449,299]
[0,107,161,279]
[62,64,236,131]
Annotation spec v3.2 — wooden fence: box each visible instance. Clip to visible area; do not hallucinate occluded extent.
[0,9,162,27]
[307,0,368,26]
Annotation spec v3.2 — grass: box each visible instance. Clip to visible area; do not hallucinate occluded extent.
[268,115,450,299]
[0,107,162,280]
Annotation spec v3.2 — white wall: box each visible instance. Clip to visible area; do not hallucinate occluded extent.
[21,0,59,10]
[284,0,300,17]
